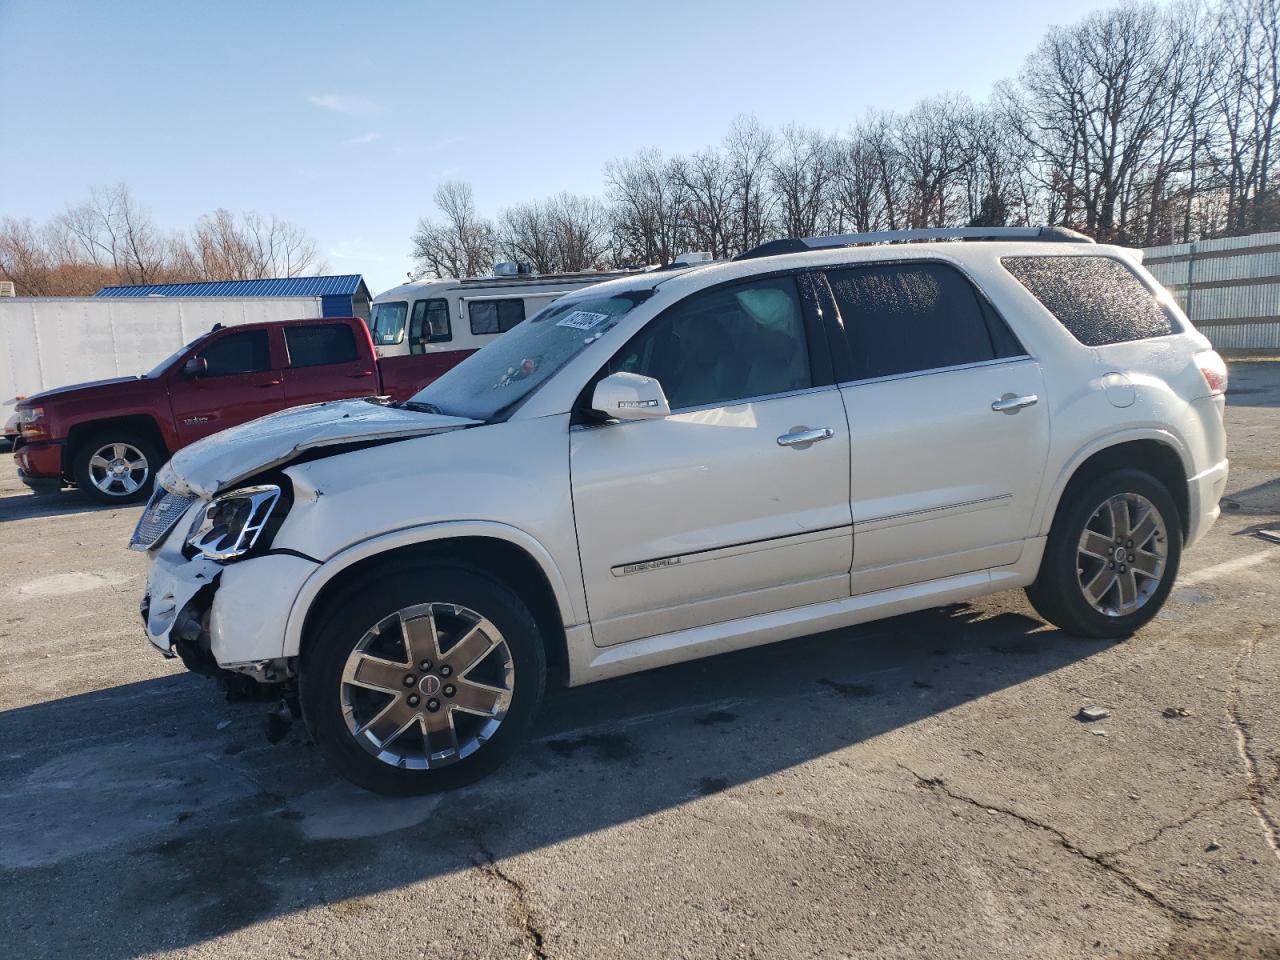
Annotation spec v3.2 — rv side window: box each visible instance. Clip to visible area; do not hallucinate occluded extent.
[469,299,526,336]
[409,298,451,354]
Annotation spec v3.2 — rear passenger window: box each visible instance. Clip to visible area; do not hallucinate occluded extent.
[470,299,526,336]
[1002,256,1176,346]
[826,262,1010,380]
[284,324,357,368]
[199,330,272,376]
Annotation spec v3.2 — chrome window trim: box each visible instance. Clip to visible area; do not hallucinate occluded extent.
[569,383,844,430]
[835,354,1034,389]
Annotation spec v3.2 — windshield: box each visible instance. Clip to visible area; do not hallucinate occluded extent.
[410,290,652,420]
[144,334,209,378]
[370,301,408,345]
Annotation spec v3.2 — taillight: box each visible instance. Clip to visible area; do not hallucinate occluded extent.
[1194,350,1228,397]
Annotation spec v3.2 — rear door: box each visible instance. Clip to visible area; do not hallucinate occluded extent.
[822,260,1050,594]
[281,321,378,405]
[169,327,286,445]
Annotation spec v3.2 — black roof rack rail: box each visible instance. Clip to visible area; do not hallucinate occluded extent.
[733,226,1094,261]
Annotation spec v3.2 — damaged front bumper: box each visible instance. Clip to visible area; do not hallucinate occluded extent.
[142,537,320,684]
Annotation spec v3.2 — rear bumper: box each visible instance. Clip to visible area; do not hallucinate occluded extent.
[14,440,64,488]
[1186,458,1229,549]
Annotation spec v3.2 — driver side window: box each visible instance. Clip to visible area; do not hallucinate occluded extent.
[610,276,811,410]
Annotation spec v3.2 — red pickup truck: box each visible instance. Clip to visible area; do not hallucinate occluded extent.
[14,316,386,504]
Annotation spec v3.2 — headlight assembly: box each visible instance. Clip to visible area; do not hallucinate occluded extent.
[185,485,283,561]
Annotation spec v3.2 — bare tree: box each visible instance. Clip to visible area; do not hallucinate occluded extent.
[770,125,835,238]
[53,183,169,284]
[671,149,736,258]
[606,149,690,266]
[172,209,325,280]
[722,115,776,253]
[411,181,498,278]
[499,192,610,272]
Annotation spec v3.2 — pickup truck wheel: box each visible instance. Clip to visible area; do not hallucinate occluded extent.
[302,565,546,795]
[72,432,160,505]
[1026,469,1182,639]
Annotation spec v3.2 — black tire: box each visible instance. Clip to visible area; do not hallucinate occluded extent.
[301,564,546,795]
[1026,468,1182,639]
[71,430,161,505]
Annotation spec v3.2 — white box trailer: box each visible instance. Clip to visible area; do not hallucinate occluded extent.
[0,295,325,403]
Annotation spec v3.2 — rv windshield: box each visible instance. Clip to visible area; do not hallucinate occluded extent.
[369,301,408,345]
[408,290,652,421]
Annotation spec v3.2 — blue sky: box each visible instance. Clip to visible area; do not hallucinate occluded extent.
[2,0,1137,293]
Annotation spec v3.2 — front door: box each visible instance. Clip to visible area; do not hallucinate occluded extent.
[170,327,285,445]
[570,274,852,647]
[821,261,1051,594]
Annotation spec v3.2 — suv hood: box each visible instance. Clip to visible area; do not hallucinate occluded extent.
[158,398,480,498]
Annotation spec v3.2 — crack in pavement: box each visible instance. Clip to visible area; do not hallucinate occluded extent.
[899,764,1210,924]
[1226,625,1280,866]
[1097,794,1249,858]
[469,835,550,960]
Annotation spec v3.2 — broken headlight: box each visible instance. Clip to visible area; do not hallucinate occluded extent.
[185,485,282,562]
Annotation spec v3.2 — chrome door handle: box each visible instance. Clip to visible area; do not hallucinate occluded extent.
[991,393,1038,414]
[777,427,835,448]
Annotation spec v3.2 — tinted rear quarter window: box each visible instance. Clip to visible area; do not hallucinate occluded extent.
[285,323,358,368]
[827,262,1011,380]
[1002,255,1176,346]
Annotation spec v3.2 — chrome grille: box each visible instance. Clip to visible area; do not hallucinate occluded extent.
[129,488,198,551]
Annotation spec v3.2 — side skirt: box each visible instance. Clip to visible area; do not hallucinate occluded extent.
[565,537,1046,687]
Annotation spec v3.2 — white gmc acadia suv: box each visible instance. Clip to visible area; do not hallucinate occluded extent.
[132,227,1229,795]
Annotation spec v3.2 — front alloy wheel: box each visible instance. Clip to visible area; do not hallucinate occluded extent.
[304,565,546,795]
[72,430,161,505]
[341,602,515,769]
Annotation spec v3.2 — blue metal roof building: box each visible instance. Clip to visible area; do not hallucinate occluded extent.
[95,274,371,319]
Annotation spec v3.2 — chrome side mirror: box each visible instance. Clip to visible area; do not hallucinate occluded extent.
[591,371,671,421]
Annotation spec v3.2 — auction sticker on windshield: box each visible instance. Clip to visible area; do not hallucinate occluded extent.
[556,310,609,331]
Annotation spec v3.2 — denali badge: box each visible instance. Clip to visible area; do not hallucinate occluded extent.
[615,556,682,577]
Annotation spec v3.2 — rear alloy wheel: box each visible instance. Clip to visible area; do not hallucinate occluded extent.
[303,566,545,795]
[72,432,160,505]
[1026,469,1182,638]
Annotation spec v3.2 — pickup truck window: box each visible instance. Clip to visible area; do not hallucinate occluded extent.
[370,301,408,346]
[409,299,451,354]
[200,330,272,377]
[285,323,358,368]
[469,299,526,336]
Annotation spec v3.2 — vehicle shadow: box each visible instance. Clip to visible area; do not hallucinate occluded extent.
[1,602,1113,959]
[0,487,120,523]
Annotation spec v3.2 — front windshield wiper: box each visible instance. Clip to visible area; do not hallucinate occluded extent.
[400,400,443,415]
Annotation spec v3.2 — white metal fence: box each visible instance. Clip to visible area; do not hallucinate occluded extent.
[1142,232,1280,351]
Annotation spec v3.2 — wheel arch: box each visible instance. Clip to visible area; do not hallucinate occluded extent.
[1038,431,1191,541]
[64,415,170,478]
[285,522,578,685]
